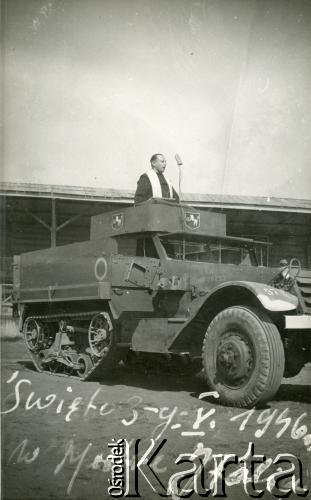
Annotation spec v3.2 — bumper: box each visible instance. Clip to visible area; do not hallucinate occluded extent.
[285,315,311,330]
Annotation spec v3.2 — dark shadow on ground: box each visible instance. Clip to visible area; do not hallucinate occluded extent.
[100,364,208,393]
[17,360,37,371]
[274,384,311,404]
[16,358,208,393]
[100,365,311,406]
[14,359,311,406]
[97,365,311,407]
[192,383,311,408]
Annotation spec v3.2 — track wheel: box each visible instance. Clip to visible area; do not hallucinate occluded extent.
[88,312,113,357]
[23,318,55,352]
[23,318,42,352]
[202,306,285,408]
[87,311,119,374]
[77,354,93,379]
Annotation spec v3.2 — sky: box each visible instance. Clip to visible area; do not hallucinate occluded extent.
[2,0,311,198]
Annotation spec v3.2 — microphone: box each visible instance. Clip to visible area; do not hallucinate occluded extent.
[175,153,183,166]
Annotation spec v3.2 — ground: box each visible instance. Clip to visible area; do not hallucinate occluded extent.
[1,338,310,500]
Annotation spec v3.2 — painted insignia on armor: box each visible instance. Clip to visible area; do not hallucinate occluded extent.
[184,212,200,230]
[112,213,124,231]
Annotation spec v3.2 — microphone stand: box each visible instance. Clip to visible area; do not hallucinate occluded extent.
[174,153,185,231]
[174,153,183,200]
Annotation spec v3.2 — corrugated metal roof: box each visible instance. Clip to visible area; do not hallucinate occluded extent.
[0,182,134,201]
[182,192,311,212]
[1,181,311,213]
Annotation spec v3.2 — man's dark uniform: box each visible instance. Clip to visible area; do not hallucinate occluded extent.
[134,172,179,204]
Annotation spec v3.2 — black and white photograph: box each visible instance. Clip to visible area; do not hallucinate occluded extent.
[1,0,311,499]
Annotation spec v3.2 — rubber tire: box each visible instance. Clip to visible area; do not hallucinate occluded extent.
[202,306,285,408]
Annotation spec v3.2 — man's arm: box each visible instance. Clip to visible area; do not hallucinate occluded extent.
[134,174,152,204]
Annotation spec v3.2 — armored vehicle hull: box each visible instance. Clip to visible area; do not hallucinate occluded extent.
[13,199,311,407]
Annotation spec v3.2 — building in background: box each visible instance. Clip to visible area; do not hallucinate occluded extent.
[1,181,310,279]
[1,181,310,332]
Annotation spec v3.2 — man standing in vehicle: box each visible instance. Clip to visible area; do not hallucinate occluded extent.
[134,153,179,204]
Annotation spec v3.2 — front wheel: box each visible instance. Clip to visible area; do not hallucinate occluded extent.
[202,306,285,408]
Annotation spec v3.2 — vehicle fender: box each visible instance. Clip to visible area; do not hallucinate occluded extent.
[206,281,298,312]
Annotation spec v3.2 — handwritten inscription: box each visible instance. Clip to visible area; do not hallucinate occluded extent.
[7,438,309,497]
[230,408,311,451]
[2,372,311,452]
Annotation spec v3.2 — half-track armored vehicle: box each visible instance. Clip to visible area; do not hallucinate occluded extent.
[13,199,311,408]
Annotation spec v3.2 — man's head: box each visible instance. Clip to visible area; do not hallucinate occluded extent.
[150,154,166,173]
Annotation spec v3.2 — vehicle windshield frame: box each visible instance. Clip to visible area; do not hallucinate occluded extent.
[158,234,259,266]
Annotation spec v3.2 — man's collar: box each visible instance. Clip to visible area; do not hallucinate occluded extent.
[152,168,163,176]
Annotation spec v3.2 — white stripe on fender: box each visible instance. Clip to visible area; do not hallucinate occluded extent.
[257,294,297,311]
